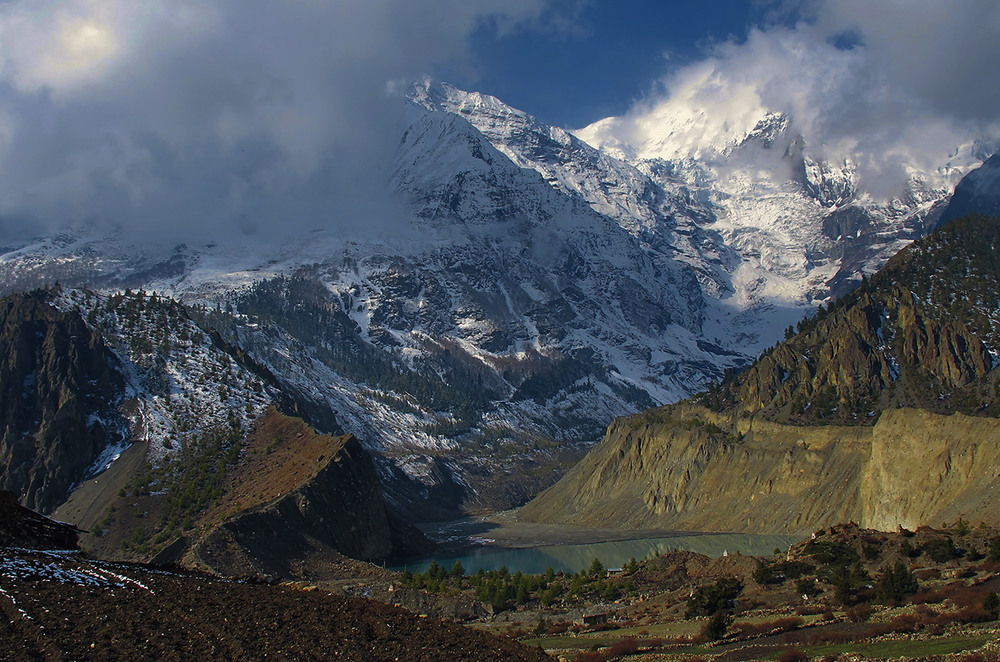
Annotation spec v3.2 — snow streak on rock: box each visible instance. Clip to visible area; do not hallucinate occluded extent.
[0,81,988,513]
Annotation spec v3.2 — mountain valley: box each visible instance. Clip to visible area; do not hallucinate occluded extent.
[4,1,1000,658]
[0,81,987,529]
[0,76,998,662]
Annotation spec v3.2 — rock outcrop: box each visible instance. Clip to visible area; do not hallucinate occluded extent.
[0,290,126,514]
[520,405,1000,534]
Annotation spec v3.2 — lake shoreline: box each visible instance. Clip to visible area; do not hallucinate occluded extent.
[393,510,800,574]
[416,510,704,553]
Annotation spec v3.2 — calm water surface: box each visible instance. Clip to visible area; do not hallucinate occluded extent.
[390,532,799,575]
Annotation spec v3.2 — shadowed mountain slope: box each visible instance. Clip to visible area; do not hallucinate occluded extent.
[0,291,127,514]
[56,408,431,576]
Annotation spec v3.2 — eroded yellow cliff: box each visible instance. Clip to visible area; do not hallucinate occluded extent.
[520,405,1000,535]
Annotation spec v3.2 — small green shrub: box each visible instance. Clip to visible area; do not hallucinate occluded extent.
[700,610,732,641]
[795,578,821,597]
[984,591,1000,617]
[687,577,743,618]
[805,540,860,566]
[877,561,919,603]
[988,536,1000,562]
[923,538,960,563]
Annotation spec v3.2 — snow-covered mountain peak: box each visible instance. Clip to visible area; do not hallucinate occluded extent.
[575,83,772,164]
[579,97,986,205]
[565,88,995,313]
[1,80,995,518]
[409,79,532,128]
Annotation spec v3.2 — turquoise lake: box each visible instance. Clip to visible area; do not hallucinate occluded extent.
[390,532,799,575]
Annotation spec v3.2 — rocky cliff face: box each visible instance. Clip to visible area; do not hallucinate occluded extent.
[518,405,869,533]
[712,285,996,425]
[861,408,1000,530]
[522,214,1000,534]
[0,290,126,513]
[703,214,1000,424]
[520,404,1000,534]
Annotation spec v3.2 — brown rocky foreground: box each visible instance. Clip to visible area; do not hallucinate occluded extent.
[0,548,550,661]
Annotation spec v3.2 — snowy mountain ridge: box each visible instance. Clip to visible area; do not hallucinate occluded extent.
[575,88,990,320]
[0,80,992,516]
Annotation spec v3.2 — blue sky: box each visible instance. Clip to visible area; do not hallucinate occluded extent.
[448,1,772,129]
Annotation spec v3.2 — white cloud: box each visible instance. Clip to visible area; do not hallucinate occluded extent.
[0,0,547,239]
[585,0,1000,199]
[812,0,1000,123]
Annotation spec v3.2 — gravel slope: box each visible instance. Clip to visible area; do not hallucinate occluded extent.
[0,548,550,662]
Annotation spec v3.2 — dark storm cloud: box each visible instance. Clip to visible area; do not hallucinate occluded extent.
[0,0,547,240]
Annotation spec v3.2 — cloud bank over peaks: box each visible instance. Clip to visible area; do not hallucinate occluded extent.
[577,0,1000,201]
[0,0,547,242]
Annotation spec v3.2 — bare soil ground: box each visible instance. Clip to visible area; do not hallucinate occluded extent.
[0,548,550,661]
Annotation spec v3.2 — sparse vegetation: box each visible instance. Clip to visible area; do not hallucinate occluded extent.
[398,557,633,613]
[686,576,743,618]
[754,559,814,584]
[484,523,1000,661]
[700,214,1000,422]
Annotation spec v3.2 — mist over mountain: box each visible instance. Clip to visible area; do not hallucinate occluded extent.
[0,78,993,523]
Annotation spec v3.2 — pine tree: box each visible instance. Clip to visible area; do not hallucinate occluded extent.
[876,561,918,603]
